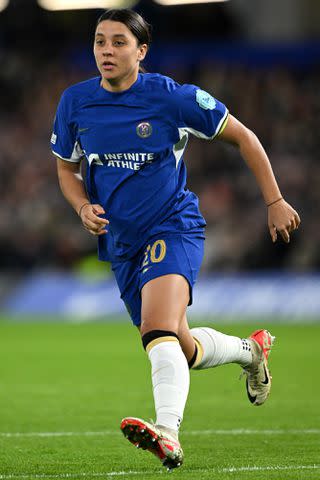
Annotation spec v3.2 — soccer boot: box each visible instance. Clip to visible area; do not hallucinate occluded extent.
[243,329,275,406]
[120,417,183,470]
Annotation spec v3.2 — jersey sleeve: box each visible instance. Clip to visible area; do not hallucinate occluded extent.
[176,84,229,140]
[50,90,84,162]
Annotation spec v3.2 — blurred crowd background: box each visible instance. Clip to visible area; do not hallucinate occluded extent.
[1,0,319,277]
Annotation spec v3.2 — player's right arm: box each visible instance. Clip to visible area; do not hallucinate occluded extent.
[56,157,109,236]
[52,89,108,236]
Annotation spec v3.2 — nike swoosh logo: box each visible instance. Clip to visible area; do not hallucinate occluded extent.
[246,379,257,404]
[262,364,269,385]
[79,127,90,133]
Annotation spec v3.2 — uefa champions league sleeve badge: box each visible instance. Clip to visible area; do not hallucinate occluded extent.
[196,90,216,111]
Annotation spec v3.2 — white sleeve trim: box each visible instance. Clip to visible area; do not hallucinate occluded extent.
[52,151,81,163]
[183,108,229,141]
[52,140,84,163]
[213,108,229,138]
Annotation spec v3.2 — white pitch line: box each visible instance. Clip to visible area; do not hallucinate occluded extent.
[0,465,319,479]
[0,472,146,479]
[0,431,113,438]
[0,428,319,438]
[187,428,320,435]
[221,464,320,473]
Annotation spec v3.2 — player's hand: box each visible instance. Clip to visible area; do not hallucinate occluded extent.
[268,199,300,243]
[79,203,109,236]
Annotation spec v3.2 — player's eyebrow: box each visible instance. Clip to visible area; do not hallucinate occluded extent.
[95,32,128,38]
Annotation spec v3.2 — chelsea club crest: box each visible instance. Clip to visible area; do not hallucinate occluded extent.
[137,122,152,138]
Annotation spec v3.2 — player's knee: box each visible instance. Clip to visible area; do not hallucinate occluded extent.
[140,316,180,337]
[141,329,180,353]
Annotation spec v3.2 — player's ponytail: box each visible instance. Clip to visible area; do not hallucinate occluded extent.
[96,9,152,73]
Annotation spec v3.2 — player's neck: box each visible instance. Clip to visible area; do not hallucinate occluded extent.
[101,70,139,93]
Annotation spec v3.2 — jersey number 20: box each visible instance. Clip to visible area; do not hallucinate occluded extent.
[142,240,167,267]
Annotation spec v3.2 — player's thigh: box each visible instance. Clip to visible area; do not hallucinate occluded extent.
[140,273,189,335]
[139,232,204,335]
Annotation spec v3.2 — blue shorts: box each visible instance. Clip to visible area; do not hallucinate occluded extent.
[111,231,205,326]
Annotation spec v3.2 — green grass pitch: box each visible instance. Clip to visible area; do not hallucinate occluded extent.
[0,319,319,479]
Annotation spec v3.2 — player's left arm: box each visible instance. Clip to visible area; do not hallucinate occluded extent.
[218,114,301,243]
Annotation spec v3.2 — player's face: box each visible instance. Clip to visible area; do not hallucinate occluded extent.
[94,20,147,91]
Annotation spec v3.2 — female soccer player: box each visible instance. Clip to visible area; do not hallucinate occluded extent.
[52,9,300,471]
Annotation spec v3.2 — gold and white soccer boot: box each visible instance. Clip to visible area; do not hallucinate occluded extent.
[120,417,183,470]
[243,329,275,406]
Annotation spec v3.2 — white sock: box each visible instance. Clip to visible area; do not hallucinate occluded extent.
[148,340,190,433]
[190,327,252,369]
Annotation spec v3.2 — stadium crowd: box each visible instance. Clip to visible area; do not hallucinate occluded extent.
[0,54,319,272]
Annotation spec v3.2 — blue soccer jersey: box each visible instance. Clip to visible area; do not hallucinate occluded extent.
[51,73,228,262]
